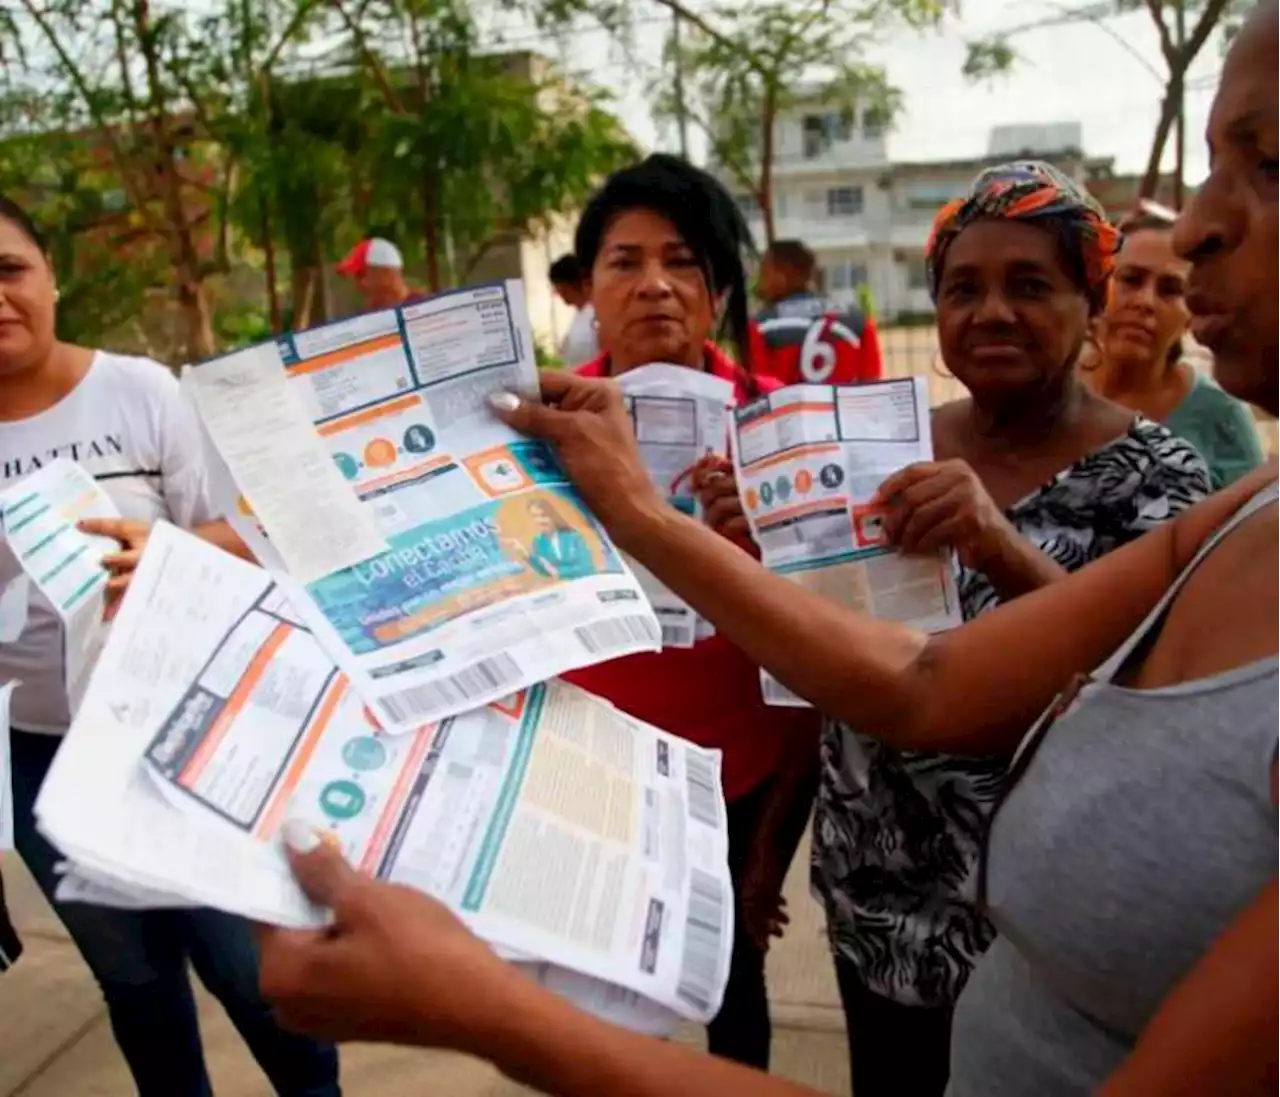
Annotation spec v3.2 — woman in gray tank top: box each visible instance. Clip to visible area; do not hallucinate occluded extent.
[244,9,1279,1094]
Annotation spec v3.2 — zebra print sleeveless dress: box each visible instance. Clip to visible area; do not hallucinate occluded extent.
[810,418,1211,1008]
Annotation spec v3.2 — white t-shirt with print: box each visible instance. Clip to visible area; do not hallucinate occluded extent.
[558,305,600,368]
[0,352,220,733]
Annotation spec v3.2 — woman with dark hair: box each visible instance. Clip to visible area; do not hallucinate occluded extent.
[0,195,340,1095]
[561,153,820,1070]
[1087,209,1264,488]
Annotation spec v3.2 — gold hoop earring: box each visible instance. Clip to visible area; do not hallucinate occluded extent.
[932,353,954,380]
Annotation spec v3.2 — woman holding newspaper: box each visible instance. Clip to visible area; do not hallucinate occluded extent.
[260,6,1277,1094]
[0,197,340,1095]
[558,153,820,1070]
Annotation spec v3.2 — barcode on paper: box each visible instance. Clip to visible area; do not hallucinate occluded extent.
[676,869,727,1014]
[684,748,720,828]
[377,654,523,722]
[660,622,695,648]
[574,615,660,657]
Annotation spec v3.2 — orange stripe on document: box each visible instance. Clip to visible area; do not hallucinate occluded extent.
[317,393,423,436]
[359,453,451,492]
[289,332,403,377]
[255,677,348,840]
[741,442,840,473]
[180,624,293,787]
[358,723,438,874]
[740,401,833,428]
[758,498,845,527]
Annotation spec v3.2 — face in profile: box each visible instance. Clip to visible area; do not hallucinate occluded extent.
[1102,228,1191,369]
[0,217,57,377]
[934,219,1092,400]
[528,501,557,532]
[590,208,713,372]
[1171,2,1278,413]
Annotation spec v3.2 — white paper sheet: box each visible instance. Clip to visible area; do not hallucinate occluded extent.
[0,575,28,643]
[37,522,732,1024]
[0,460,119,712]
[188,282,660,731]
[617,365,735,649]
[731,379,963,707]
[0,681,14,850]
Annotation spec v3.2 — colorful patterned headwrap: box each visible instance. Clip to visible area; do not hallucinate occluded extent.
[924,160,1119,304]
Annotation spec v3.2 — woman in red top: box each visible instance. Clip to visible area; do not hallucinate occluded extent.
[562,154,819,1070]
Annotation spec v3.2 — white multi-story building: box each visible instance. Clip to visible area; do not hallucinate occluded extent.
[714,107,1106,321]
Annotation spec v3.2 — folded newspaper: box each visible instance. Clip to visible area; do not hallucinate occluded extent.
[35,522,734,1032]
[731,378,963,707]
[616,365,735,649]
[185,281,660,732]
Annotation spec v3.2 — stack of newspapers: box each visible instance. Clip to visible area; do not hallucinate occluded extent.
[13,281,736,1034]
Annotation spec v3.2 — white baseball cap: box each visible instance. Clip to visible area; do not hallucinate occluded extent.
[336,237,404,276]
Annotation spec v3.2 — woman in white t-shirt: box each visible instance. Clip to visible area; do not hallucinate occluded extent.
[0,197,341,1096]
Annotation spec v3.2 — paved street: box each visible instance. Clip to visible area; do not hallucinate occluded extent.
[0,832,850,1096]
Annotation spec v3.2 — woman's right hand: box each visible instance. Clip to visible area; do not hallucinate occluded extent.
[490,373,665,541]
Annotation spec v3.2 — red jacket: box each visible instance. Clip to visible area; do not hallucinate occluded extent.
[562,345,815,802]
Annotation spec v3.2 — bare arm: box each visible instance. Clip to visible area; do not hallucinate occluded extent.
[1096,879,1278,1097]
[490,976,820,1097]
[492,376,1277,757]
[193,519,253,561]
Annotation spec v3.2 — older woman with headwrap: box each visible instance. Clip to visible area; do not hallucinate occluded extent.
[809,160,1213,1097]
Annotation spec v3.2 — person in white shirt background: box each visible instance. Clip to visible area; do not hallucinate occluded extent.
[550,253,601,367]
[0,195,342,1096]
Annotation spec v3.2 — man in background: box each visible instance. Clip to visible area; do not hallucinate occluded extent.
[750,239,882,385]
[336,237,426,312]
[550,253,599,367]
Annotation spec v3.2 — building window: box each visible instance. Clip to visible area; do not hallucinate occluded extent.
[905,255,930,290]
[802,113,852,159]
[826,186,864,218]
[902,180,964,212]
[826,261,869,291]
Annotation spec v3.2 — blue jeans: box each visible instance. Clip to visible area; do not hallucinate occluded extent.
[12,729,341,1097]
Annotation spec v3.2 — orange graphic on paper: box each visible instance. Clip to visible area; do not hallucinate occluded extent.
[490,692,528,721]
[794,469,814,494]
[236,494,255,518]
[744,487,760,511]
[852,504,889,548]
[463,445,534,497]
[364,438,397,468]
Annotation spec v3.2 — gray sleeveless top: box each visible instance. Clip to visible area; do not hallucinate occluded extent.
[949,480,1278,1097]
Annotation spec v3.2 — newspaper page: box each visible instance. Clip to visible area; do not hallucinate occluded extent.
[37,522,732,1023]
[731,379,962,707]
[0,574,27,643]
[0,460,119,712]
[187,281,659,732]
[0,682,14,850]
[617,365,734,648]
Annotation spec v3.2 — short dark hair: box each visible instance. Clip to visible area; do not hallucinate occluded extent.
[1118,210,1176,236]
[574,154,756,369]
[765,239,816,278]
[0,195,47,253]
[549,253,583,286]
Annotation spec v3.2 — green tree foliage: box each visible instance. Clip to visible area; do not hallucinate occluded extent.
[647,0,950,243]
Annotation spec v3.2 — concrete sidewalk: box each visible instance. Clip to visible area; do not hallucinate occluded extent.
[0,834,850,1096]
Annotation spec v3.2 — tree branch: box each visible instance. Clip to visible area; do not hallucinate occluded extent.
[1143,0,1177,63]
[327,0,404,112]
[260,0,319,74]
[645,0,770,76]
[1181,0,1232,66]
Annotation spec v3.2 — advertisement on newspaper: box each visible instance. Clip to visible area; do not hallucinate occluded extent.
[38,524,732,1024]
[731,378,962,707]
[616,365,734,649]
[0,459,119,713]
[186,281,660,731]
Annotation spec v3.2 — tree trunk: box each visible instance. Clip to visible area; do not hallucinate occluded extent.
[422,173,442,291]
[758,86,778,245]
[292,264,317,330]
[1139,77,1181,200]
[176,278,216,362]
[261,204,282,333]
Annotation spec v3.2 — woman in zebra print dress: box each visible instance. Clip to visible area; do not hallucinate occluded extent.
[809,161,1213,1097]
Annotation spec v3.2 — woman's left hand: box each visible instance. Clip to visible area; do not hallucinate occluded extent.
[691,456,757,555]
[79,517,153,620]
[875,459,1015,571]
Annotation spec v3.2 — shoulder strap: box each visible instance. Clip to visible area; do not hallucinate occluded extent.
[1094,480,1278,683]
